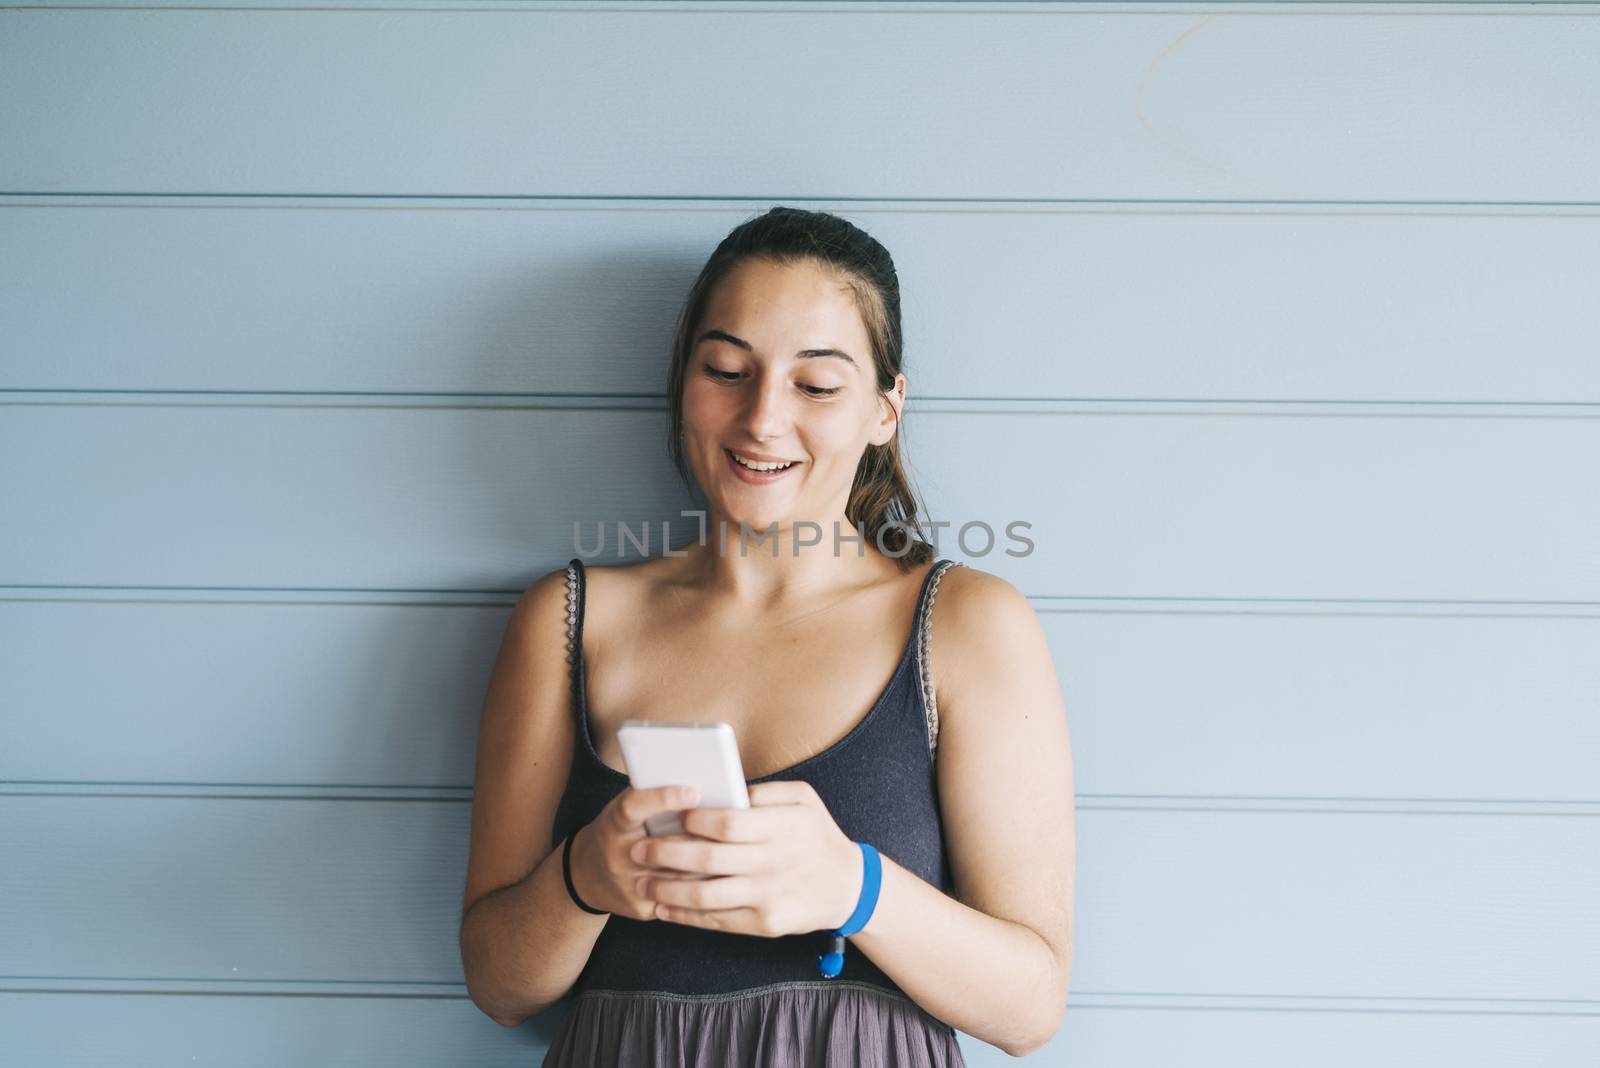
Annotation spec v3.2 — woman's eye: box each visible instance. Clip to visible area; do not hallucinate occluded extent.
[701,364,839,397]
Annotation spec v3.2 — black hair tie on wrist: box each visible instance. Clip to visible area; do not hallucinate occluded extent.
[562,829,609,916]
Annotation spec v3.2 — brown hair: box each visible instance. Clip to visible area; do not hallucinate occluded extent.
[665,206,935,569]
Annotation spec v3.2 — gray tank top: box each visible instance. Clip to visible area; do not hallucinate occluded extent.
[543,556,969,1067]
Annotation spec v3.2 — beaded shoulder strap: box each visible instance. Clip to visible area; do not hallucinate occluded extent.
[914,559,964,759]
[563,558,585,718]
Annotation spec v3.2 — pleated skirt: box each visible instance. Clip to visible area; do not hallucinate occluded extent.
[540,979,968,1067]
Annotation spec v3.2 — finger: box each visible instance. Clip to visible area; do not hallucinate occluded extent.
[643,874,760,912]
[679,803,777,843]
[632,834,763,875]
[654,902,764,934]
[614,784,700,829]
[747,780,817,808]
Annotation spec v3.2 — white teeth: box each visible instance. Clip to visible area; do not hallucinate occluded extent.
[730,451,796,472]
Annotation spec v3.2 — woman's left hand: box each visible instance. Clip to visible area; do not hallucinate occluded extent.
[629,780,863,937]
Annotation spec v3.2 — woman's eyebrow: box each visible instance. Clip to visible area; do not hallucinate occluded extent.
[695,328,857,368]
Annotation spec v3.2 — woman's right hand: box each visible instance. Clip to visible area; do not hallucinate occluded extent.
[568,784,700,920]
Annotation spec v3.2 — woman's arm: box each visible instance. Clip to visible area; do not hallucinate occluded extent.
[460,825,609,1025]
[459,570,607,1026]
[850,567,1076,1057]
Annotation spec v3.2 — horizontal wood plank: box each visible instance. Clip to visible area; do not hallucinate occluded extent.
[4,601,1598,801]
[2,799,1595,1001]
[3,203,1596,401]
[2,405,1595,601]
[3,8,1597,201]
[0,991,550,1066]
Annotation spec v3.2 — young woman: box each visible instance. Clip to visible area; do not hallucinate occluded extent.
[460,207,1076,1065]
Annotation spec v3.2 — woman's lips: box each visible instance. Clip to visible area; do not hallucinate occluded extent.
[724,448,801,484]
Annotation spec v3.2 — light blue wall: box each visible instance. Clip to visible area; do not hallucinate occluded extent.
[3,2,1598,1064]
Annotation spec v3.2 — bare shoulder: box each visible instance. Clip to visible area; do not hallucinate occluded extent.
[572,552,682,590]
[498,563,586,674]
[928,563,1044,699]
[932,561,1031,619]
[928,559,1062,757]
[570,553,678,641]
[517,561,578,625]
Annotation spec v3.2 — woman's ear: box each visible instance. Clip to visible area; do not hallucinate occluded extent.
[869,373,907,448]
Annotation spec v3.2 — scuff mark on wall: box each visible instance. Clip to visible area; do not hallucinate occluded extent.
[1135,15,1257,190]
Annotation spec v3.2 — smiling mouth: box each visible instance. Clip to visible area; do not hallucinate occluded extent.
[725,448,801,474]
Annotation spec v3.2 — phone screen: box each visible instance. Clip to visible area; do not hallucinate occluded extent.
[616,720,750,836]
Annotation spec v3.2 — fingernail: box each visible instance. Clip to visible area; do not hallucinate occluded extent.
[680,786,699,805]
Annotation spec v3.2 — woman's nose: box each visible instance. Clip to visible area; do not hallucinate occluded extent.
[740,372,792,439]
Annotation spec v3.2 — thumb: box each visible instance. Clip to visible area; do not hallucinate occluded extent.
[620,783,700,827]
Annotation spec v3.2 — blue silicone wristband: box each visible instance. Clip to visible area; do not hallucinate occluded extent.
[836,841,882,937]
[816,841,883,977]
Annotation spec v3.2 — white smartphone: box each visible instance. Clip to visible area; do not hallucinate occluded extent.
[616,720,750,837]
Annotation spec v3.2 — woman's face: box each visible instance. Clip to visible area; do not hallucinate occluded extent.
[682,257,904,540]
